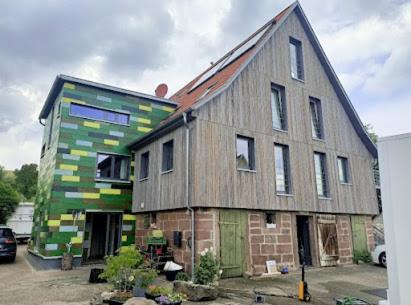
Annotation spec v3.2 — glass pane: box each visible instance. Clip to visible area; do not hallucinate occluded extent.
[113,156,129,180]
[275,145,285,192]
[236,137,250,169]
[290,43,298,78]
[96,154,112,179]
[271,89,282,130]
[70,103,129,125]
[140,152,149,179]
[162,141,174,171]
[310,100,322,139]
[314,153,324,196]
[0,229,13,238]
[338,157,348,183]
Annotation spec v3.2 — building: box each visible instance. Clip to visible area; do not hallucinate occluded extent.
[29,75,177,268]
[128,2,378,277]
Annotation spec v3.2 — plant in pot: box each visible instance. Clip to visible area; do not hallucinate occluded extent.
[61,241,73,271]
[156,292,187,305]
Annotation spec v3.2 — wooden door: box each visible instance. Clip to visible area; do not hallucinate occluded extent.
[219,210,246,278]
[351,215,367,253]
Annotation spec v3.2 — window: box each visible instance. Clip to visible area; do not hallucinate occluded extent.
[236,135,255,171]
[271,84,287,130]
[70,103,130,125]
[314,152,329,197]
[96,153,130,181]
[309,97,324,139]
[162,140,174,172]
[274,144,291,194]
[40,143,46,158]
[139,152,150,180]
[289,37,304,80]
[265,212,276,229]
[48,105,55,147]
[337,156,349,183]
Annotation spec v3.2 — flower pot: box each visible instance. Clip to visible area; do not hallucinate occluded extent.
[61,253,73,271]
[165,270,180,281]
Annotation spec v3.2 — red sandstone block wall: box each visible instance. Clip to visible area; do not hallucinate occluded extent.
[336,215,353,264]
[365,216,375,252]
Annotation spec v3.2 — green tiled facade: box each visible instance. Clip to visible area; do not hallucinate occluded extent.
[30,80,176,258]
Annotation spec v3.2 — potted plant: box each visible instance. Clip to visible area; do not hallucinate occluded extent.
[155,292,186,305]
[61,242,73,271]
[145,285,172,300]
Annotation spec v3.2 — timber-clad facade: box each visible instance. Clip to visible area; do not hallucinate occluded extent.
[129,3,378,276]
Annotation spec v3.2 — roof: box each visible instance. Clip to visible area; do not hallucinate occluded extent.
[129,2,377,157]
[39,74,178,120]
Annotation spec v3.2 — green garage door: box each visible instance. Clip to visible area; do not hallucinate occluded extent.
[351,215,368,253]
[219,210,246,278]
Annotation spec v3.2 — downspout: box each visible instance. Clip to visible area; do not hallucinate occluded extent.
[182,112,195,281]
[39,118,45,126]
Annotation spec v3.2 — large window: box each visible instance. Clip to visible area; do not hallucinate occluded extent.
[289,37,304,80]
[139,151,150,180]
[96,153,130,181]
[70,103,130,125]
[337,156,350,183]
[162,140,174,172]
[236,135,255,171]
[271,84,287,131]
[314,152,329,197]
[274,144,291,194]
[309,97,324,139]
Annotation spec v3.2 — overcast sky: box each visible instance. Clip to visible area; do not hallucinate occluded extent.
[0,0,410,169]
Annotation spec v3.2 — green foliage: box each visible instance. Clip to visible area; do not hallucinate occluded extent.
[135,268,158,288]
[194,248,220,285]
[147,285,172,296]
[175,271,190,282]
[353,250,372,264]
[167,292,187,302]
[364,123,378,145]
[0,181,20,223]
[14,163,38,201]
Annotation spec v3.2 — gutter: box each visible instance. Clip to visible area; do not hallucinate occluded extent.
[182,112,195,281]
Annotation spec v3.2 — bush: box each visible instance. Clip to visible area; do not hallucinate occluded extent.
[353,250,372,264]
[194,248,220,285]
[0,181,20,223]
[175,271,190,282]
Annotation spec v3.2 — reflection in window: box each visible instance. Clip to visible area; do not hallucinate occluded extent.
[70,103,129,125]
[96,153,130,181]
[162,140,174,172]
[274,144,291,194]
[236,135,255,170]
[314,152,328,197]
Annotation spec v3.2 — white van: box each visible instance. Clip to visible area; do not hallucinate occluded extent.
[7,202,34,243]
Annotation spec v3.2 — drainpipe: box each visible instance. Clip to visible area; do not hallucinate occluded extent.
[39,118,45,126]
[183,112,195,281]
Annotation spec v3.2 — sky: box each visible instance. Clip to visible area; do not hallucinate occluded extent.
[0,0,410,169]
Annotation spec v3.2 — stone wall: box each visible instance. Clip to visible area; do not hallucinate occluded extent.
[336,215,353,264]
[365,215,376,252]
[248,212,295,275]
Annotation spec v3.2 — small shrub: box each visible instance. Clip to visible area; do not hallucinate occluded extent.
[353,250,372,264]
[175,271,190,282]
[156,292,187,305]
[147,285,172,296]
[194,247,220,285]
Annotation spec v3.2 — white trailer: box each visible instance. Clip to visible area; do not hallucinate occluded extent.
[7,202,34,243]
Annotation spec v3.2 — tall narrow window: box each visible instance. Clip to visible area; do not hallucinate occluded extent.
[314,152,329,197]
[236,135,255,171]
[289,37,304,80]
[48,105,55,147]
[96,153,130,181]
[337,156,349,183]
[162,140,174,172]
[271,84,287,130]
[274,144,291,194]
[139,151,150,180]
[310,97,324,139]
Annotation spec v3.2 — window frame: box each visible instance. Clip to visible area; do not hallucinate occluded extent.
[313,151,329,198]
[274,143,292,195]
[270,84,287,131]
[69,102,130,126]
[337,156,350,184]
[161,139,174,173]
[95,152,131,182]
[289,37,304,81]
[236,135,256,171]
[309,97,324,140]
[139,151,150,181]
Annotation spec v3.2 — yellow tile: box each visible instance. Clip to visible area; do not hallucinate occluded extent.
[104,139,119,146]
[162,106,174,112]
[139,105,152,112]
[60,214,73,221]
[100,188,121,195]
[121,235,127,242]
[84,121,100,129]
[70,237,83,244]
[60,164,78,171]
[137,117,151,124]
[62,97,85,104]
[137,126,152,133]
[71,149,88,156]
[130,175,135,181]
[48,220,60,227]
[63,83,75,90]
[62,175,80,182]
[131,161,135,166]
[123,214,136,221]
[83,193,100,199]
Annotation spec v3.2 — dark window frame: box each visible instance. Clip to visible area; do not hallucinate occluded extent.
[139,151,150,180]
[69,103,130,126]
[236,135,256,171]
[47,104,55,148]
[289,37,304,81]
[337,156,350,183]
[95,152,131,182]
[265,212,276,227]
[271,84,287,131]
[161,140,174,173]
[314,151,329,197]
[309,97,324,140]
[274,143,292,194]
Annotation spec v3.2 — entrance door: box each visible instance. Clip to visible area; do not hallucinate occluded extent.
[219,210,246,278]
[297,216,312,266]
[84,212,122,261]
[351,215,367,253]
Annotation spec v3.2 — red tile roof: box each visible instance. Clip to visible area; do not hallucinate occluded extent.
[168,4,294,116]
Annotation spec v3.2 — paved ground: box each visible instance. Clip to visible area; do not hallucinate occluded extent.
[0,246,387,305]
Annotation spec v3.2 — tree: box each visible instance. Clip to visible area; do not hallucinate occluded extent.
[364,123,378,145]
[0,181,20,223]
[14,163,38,201]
